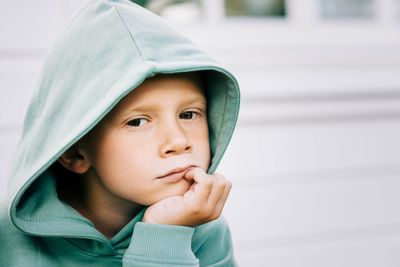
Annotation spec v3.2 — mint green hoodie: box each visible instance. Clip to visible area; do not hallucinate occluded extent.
[0,0,240,266]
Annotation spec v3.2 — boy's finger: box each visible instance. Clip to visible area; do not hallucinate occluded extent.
[184,167,212,203]
[206,174,226,209]
[214,181,232,215]
[184,167,205,182]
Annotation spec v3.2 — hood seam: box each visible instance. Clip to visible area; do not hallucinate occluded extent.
[109,0,147,65]
[210,79,230,172]
[65,238,120,257]
[15,217,91,223]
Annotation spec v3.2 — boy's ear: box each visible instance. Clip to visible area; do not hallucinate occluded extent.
[58,145,90,174]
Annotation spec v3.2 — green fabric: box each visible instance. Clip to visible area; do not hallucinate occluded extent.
[1,0,240,266]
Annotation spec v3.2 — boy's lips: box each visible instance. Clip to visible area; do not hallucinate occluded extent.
[157,165,195,183]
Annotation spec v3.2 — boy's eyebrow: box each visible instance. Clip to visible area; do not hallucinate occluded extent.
[124,96,207,115]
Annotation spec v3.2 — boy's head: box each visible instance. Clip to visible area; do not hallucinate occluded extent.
[7,0,239,235]
[58,73,210,206]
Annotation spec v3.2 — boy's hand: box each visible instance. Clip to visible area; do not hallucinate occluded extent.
[143,167,232,226]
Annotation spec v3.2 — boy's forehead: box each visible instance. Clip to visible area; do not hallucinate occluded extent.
[109,72,206,114]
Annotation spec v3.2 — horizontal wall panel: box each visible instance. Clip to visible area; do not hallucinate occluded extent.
[239,93,400,125]
[224,174,400,244]
[234,68,400,98]
[0,1,62,50]
[218,120,400,178]
[224,175,400,267]
[0,58,44,127]
[234,233,400,267]
[209,44,400,70]
[181,24,400,48]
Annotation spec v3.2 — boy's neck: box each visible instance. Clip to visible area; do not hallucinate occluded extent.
[58,172,143,239]
[77,197,143,239]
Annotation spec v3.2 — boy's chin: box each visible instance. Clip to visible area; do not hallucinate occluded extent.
[149,183,192,204]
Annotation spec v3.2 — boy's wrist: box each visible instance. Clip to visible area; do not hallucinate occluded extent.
[125,222,197,263]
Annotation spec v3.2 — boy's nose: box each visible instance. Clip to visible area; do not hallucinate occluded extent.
[160,122,192,157]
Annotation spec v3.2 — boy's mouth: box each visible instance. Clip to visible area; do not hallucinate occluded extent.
[157,165,195,183]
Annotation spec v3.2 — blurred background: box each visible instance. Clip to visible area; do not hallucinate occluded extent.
[1,0,400,266]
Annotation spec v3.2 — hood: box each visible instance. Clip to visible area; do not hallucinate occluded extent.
[7,0,240,241]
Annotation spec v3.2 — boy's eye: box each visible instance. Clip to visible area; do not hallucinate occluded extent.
[127,118,148,127]
[179,111,199,120]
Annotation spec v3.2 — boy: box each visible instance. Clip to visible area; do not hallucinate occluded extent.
[0,0,240,266]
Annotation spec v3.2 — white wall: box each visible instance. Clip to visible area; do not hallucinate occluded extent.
[1,1,400,266]
[206,25,400,265]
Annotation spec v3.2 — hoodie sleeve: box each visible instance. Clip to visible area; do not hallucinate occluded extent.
[192,216,237,267]
[122,222,199,266]
[122,217,236,267]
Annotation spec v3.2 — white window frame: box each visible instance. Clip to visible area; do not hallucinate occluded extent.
[169,0,400,48]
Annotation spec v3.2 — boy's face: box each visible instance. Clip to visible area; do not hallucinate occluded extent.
[80,73,210,206]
